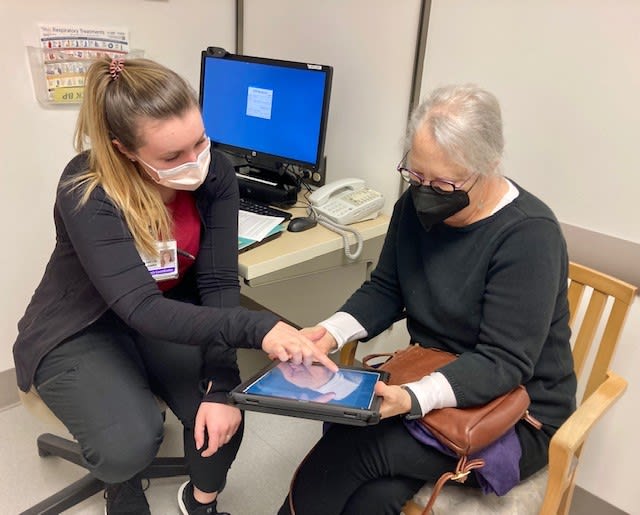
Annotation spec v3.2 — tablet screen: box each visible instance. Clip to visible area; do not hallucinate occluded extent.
[242,362,382,409]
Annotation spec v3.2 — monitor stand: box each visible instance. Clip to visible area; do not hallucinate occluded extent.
[234,164,299,207]
[235,163,300,189]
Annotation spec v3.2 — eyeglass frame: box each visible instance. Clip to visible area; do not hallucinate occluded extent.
[396,152,478,195]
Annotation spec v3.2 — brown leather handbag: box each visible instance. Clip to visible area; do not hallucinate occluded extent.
[363,345,541,514]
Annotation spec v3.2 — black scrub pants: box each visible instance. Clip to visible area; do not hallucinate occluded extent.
[278,416,551,515]
[34,311,242,493]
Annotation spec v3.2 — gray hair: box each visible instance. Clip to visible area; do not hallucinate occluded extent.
[404,84,504,175]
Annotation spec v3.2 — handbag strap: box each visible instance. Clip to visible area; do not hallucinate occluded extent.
[361,352,395,368]
[420,456,486,515]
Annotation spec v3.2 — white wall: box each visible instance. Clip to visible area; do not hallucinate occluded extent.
[0,0,235,372]
[243,0,420,205]
[581,299,639,512]
[3,1,637,511]
[422,0,640,245]
[420,2,639,511]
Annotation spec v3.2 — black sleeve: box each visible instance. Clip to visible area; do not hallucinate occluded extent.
[195,150,242,308]
[401,386,423,419]
[195,152,244,400]
[55,163,279,352]
[201,373,239,404]
[339,195,407,337]
[441,218,568,406]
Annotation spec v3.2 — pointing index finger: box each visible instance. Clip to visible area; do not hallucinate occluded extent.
[313,350,338,372]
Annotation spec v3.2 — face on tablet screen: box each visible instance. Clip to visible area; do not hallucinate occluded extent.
[243,362,381,409]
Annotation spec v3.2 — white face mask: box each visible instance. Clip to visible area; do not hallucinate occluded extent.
[137,139,211,191]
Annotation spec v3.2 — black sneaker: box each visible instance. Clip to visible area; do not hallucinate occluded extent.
[104,475,150,515]
[178,480,230,515]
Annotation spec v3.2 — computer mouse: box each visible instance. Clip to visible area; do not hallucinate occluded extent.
[287,216,318,233]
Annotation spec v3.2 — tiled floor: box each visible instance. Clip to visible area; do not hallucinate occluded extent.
[0,401,627,515]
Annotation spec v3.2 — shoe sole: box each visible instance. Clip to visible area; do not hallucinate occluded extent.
[177,480,189,515]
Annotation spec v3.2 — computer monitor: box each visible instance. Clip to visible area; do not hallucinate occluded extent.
[199,47,333,186]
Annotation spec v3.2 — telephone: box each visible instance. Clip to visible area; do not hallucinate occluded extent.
[309,178,384,225]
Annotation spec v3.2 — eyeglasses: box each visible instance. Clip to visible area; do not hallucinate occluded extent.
[396,154,477,195]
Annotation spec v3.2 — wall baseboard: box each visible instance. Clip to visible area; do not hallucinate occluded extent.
[571,486,629,515]
[0,368,19,411]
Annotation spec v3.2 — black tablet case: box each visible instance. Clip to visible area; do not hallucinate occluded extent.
[229,361,388,426]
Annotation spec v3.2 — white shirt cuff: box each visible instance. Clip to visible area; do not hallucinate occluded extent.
[403,372,457,416]
[318,312,368,353]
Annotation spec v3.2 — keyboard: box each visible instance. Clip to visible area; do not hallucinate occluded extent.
[239,197,293,221]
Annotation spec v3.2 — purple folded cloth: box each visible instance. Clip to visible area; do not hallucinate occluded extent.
[404,419,521,496]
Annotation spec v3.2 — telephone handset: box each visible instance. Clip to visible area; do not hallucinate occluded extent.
[309,178,384,225]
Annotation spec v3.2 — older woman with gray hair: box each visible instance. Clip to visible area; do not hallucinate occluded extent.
[278,84,576,514]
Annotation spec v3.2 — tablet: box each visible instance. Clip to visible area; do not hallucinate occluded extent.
[229,361,389,426]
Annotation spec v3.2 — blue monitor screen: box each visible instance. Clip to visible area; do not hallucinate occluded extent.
[199,51,332,172]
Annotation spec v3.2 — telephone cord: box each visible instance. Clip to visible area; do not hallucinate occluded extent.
[314,213,364,261]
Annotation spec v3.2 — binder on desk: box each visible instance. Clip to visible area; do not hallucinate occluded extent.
[238,224,286,253]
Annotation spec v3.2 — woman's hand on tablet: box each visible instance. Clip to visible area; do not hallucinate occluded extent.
[262,321,338,372]
[300,326,338,355]
[374,382,412,419]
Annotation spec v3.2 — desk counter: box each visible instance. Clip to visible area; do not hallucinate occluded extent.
[238,203,389,287]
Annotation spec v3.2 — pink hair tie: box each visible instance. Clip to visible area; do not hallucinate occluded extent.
[109,58,125,80]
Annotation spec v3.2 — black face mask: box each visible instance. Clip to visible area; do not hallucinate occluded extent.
[410,186,470,231]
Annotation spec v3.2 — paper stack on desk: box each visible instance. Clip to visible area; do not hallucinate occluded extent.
[238,211,286,252]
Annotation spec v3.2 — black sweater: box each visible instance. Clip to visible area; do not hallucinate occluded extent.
[13,149,279,401]
[341,182,576,430]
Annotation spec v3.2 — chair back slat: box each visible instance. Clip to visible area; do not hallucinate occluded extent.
[570,290,607,382]
[569,263,636,305]
[583,300,633,400]
[566,280,585,327]
[567,262,636,399]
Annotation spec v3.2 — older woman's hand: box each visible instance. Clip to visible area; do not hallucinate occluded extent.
[262,321,338,372]
[374,381,413,419]
[300,325,338,355]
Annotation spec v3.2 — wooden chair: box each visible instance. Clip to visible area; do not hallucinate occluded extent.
[18,389,188,515]
[340,262,636,515]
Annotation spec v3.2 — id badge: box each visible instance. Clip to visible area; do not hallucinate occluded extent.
[142,240,178,281]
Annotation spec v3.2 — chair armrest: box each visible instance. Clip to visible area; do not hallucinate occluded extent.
[339,312,407,367]
[550,371,627,456]
[340,340,359,366]
[541,371,627,515]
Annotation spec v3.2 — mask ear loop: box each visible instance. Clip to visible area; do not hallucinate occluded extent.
[465,173,485,212]
[463,172,482,194]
